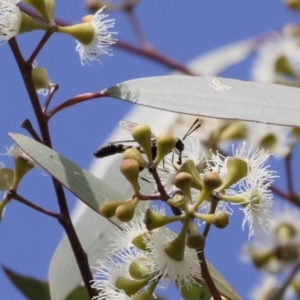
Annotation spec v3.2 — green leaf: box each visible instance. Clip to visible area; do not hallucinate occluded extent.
[3,266,51,300]
[8,133,124,214]
[105,75,300,127]
[181,283,211,300]
[206,260,241,300]
[4,266,89,300]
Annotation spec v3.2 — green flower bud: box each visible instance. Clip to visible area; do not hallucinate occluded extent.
[186,233,205,250]
[57,23,95,46]
[0,168,14,191]
[131,124,153,163]
[115,197,139,222]
[153,133,176,167]
[275,55,298,78]
[123,148,148,168]
[31,66,51,92]
[213,211,229,229]
[275,243,299,263]
[120,158,140,195]
[99,199,129,218]
[19,12,48,34]
[274,223,297,242]
[164,220,189,261]
[179,160,203,190]
[174,172,193,199]
[115,276,149,296]
[132,233,149,251]
[217,158,248,192]
[144,208,183,230]
[129,257,150,280]
[249,249,275,269]
[219,121,247,141]
[192,172,222,209]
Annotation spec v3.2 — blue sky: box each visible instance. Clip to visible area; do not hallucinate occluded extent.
[0,1,299,299]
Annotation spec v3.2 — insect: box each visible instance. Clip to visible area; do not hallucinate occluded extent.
[93,119,201,165]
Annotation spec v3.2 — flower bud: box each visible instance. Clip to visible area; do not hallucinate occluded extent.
[153,133,176,167]
[120,159,140,195]
[274,223,297,242]
[194,211,229,229]
[57,23,95,46]
[203,172,222,191]
[213,211,229,229]
[164,220,189,261]
[22,0,55,24]
[217,158,248,192]
[144,208,183,230]
[186,233,205,250]
[180,160,203,190]
[99,199,129,218]
[115,276,149,296]
[0,196,10,222]
[31,66,51,93]
[129,257,150,280]
[115,198,139,222]
[123,148,148,168]
[174,172,193,198]
[167,191,188,209]
[132,233,149,251]
[19,12,48,34]
[285,0,300,11]
[275,55,298,78]
[8,146,35,191]
[219,121,247,141]
[0,168,14,191]
[131,124,153,162]
[248,248,275,269]
[275,244,299,263]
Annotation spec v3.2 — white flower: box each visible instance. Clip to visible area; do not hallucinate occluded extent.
[145,227,202,289]
[92,249,150,300]
[0,0,22,43]
[239,169,274,239]
[245,122,290,158]
[4,144,35,168]
[75,7,117,65]
[252,35,300,84]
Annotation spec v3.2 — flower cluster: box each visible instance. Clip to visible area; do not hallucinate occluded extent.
[94,122,277,298]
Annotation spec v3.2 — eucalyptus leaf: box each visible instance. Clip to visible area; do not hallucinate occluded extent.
[3,266,51,300]
[105,75,300,127]
[8,133,124,214]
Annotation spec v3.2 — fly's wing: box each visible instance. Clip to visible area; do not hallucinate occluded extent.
[119,120,157,139]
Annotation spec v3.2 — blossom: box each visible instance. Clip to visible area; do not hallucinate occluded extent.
[0,0,22,43]
[75,7,117,65]
[145,227,202,288]
[245,122,290,158]
[204,142,276,238]
[4,144,35,168]
[92,249,150,300]
[252,35,300,84]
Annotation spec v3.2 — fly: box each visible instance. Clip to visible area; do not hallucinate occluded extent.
[93,119,201,165]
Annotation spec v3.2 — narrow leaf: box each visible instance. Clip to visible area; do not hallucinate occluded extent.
[3,266,51,300]
[8,133,124,214]
[105,75,300,127]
